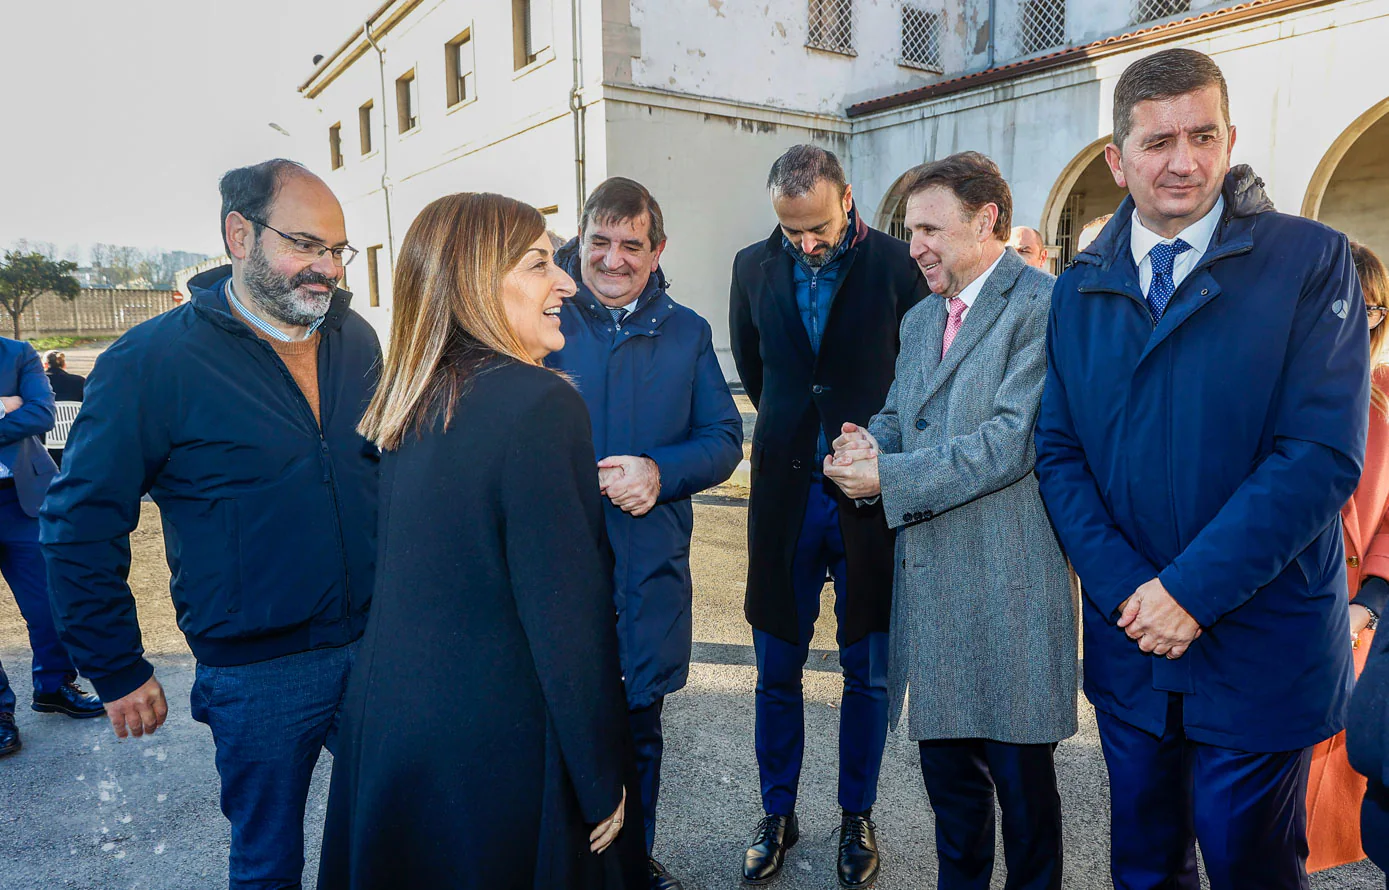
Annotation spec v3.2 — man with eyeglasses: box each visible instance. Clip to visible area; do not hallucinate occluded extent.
[42,158,381,890]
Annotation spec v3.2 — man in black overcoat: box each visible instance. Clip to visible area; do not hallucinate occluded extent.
[728,145,923,887]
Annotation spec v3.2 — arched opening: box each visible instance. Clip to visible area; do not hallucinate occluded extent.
[1307,99,1389,260]
[875,171,915,242]
[1042,136,1128,269]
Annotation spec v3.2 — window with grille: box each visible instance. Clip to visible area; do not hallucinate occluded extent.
[807,0,854,56]
[1020,0,1065,55]
[1056,193,1084,269]
[900,4,943,71]
[1131,0,1190,25]
[888,198,909,242]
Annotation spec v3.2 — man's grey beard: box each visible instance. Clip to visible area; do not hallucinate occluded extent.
[243,240,336,327]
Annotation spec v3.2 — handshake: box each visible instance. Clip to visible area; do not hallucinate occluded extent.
[822,422,882,500]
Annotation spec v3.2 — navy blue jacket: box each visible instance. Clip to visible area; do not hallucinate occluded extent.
[41,267,381,702]
[547,240,742,708]
[1035,167,1367,752]
[0,338,58,517]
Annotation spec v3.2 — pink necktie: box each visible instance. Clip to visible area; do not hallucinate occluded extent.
[941,297,967,358]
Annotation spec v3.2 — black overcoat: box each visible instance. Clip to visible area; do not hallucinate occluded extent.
[317,358,645,889]
[729,224,923,644]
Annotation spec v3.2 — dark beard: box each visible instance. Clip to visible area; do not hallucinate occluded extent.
[243,240,336,327]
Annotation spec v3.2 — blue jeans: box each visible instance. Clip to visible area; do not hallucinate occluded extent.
[190,643,357,890]
[0,487,75,713]
[754,475,889,815]
[1097,694,1312,890]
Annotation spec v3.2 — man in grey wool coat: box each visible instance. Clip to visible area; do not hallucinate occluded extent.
[825,151,1077,890]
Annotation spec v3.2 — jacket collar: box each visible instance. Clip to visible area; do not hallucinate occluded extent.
[1073,164,1272,286]
[187,265,353,337]
[555,238,676,336]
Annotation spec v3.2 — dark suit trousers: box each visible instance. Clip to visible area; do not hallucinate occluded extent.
[0,487,74,712]
[628,696,664,855]
[1096,694,1312,890]
[917,738,1062,890]
[754,475,889,815]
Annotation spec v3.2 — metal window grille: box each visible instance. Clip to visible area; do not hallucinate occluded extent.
[1056,192,1084,269]
[888,198,909,242]
[1020,0,1066,55]
[900,4,943,71]
[807,0,854,56]
[1131,0,1190,25]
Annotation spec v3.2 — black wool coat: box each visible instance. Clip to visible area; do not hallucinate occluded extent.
[730,224,924,644]
[317,358,645,890]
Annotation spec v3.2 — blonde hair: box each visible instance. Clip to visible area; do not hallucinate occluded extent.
[1352,241,1389,415]
[359,193,548,450]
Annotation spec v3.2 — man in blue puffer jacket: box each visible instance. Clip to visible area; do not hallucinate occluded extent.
[41,159,380,890]
[548,177,743,890]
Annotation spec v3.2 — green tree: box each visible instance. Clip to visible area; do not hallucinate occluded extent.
[0,251,80,339]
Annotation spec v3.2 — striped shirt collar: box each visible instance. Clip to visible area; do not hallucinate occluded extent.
[224,280,325,342]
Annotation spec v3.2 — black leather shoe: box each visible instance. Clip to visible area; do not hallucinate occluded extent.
[837,810,880,888]
[32,678,105,719]
[742,812,799,885]
[0,712,19,757]
[649,858,684,890]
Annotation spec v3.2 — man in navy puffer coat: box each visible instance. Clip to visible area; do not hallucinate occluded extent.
[547,177,742,890]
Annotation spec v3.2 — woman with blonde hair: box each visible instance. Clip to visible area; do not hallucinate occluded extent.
[317,193,643,888]
[1306,240,1389,874]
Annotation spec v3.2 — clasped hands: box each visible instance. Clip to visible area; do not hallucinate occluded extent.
[1118,578,1203,660]
[823,422,881,500]
[598,455,660,516]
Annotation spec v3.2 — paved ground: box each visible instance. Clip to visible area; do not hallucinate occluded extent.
[1,494,1385,889]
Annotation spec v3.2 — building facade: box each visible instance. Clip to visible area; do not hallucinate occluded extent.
[298,0,1389,376]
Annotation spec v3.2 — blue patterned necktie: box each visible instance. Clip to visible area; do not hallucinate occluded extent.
[608,307,628,328]
[1146,239,1192,322]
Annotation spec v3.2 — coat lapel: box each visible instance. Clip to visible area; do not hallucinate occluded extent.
[759,249,814,366]
[920,251,1025,405]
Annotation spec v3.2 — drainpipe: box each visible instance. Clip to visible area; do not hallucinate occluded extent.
[569,0,587,229]
[364,20,397,270]
[987,0,997,69]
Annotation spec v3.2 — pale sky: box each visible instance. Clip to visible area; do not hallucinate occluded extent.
[0,1,382,261]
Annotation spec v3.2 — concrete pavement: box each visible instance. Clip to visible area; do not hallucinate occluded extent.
[1,497,1384,889]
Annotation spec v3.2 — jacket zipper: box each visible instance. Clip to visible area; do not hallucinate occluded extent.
[247,334,354,620]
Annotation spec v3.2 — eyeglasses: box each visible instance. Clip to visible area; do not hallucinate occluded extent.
[1369,305,1387,322]
[246,217,358,266]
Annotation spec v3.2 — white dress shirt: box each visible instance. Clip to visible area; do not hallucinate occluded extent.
[1129,195,1224,297]
[951,249,1007,325]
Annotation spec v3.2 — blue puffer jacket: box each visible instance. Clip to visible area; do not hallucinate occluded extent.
[547,240,743,709]
[41,267,381,702]
[1035,167,1366,752]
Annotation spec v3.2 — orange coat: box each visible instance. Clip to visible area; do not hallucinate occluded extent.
[1307,366,1389,872]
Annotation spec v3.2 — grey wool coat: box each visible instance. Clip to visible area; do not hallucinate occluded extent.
[866,247,1078,745]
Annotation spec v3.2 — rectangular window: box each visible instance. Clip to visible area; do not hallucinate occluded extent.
[446,29,475,106]
[359,101,374,155]
[1131,0,1190,25]
[396,70,419,133]
[512,0,552,70]
[328,123,343,170]
[1020,0,1065,55]
[366,246,382,308]
[807,0,854,56]
[900,4,942,71]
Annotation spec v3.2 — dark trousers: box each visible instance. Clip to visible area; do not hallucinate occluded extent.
[754,475,889,816]
[1096,694,1312,890]
[190,643,356,890]
[0,487,75,713]
[917,739,1063,890]
[628,697,665,856]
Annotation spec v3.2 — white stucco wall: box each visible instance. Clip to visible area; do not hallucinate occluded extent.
[601,91,850,375]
